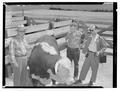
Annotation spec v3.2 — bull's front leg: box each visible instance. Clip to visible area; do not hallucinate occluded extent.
[31,74,52,86]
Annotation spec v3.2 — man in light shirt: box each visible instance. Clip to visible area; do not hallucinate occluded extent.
[74,24,107,86]
[9,26,39,86]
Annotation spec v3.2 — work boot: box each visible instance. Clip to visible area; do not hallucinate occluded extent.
[88,81,93,86]
[73,79,82,85]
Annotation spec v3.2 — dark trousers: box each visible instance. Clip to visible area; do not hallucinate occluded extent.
[79,52,99,82]
[5,63,13,77]
[67,47,80,78]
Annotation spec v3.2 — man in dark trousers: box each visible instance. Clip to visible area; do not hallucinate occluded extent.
[66,20,84,81]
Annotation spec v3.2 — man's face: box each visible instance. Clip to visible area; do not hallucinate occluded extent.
[90,30,96,36]
[70,23,78,32]
[17,31,25,37]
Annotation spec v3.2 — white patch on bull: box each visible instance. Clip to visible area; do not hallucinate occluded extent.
[54,56,74,85]
[40,42,58,55]
[31,74,53,86]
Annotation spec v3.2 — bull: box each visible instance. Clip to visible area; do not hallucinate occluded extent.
[27,35,74,86]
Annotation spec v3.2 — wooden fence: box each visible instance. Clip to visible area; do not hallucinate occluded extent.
[5,13,113,56]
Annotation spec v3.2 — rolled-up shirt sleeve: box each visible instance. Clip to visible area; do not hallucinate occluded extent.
[65,33,69,42]
[9,39,16,63]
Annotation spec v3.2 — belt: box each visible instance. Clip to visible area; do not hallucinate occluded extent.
[15,54,27,57]
[67,46,79,49]
[88,50,96,53]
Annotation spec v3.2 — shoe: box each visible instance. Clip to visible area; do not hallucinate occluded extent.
[73,79,82,84]
[74,77,78,81]
[88,81,93,86]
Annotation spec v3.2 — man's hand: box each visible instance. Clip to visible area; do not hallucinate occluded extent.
[96,51,100,56]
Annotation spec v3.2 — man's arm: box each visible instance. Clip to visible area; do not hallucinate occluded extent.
[65,32,71,42]
[100,36,107,53]
[24,38,40,50]
[79,33,86,50]
[82,37,91,54]
[96,36,107,56]
[9,39,18,67]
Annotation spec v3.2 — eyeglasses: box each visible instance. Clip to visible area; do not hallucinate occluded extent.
[89,29,94,32]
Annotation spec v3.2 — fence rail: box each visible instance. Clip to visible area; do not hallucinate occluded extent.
[5,13,113,55]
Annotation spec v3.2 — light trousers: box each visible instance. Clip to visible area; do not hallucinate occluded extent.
[12,56,28,86]
[79,52,99,82]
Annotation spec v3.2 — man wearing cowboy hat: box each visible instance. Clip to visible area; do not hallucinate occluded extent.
[74,24,107,86]
[9,26,39,86]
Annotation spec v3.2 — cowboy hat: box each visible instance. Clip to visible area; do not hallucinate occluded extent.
[88,24,97,31]
[16,25,27,32]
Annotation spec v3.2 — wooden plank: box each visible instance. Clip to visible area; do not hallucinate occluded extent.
[5,15,12,19]
[25,23,50,33]
[85,20,112,25]
[6,28,17,37]
[6,23,50,37]
[100,34,113,37]
[102,36,113,41]
[25,30,54,43]
[54,26,70,37]
[53,20,72,28]
[5,12,12,19]
[5,20,12,26]
[85,23,111,28]
[96,29,102,33]
[56,37,66,45]
[105,48,113,54]
[102,31,113,35]
[6,16,24,23]
[6,20,27,28]
[34,19,50,24]
[12,16,24,22]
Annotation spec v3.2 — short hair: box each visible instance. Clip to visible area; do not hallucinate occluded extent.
[70,19,79,28]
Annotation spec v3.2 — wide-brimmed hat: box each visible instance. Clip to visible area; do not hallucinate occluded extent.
[88,24,96,31]
[16,25,27,32]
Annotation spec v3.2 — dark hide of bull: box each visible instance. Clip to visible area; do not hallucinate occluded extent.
[27,35,60,85]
